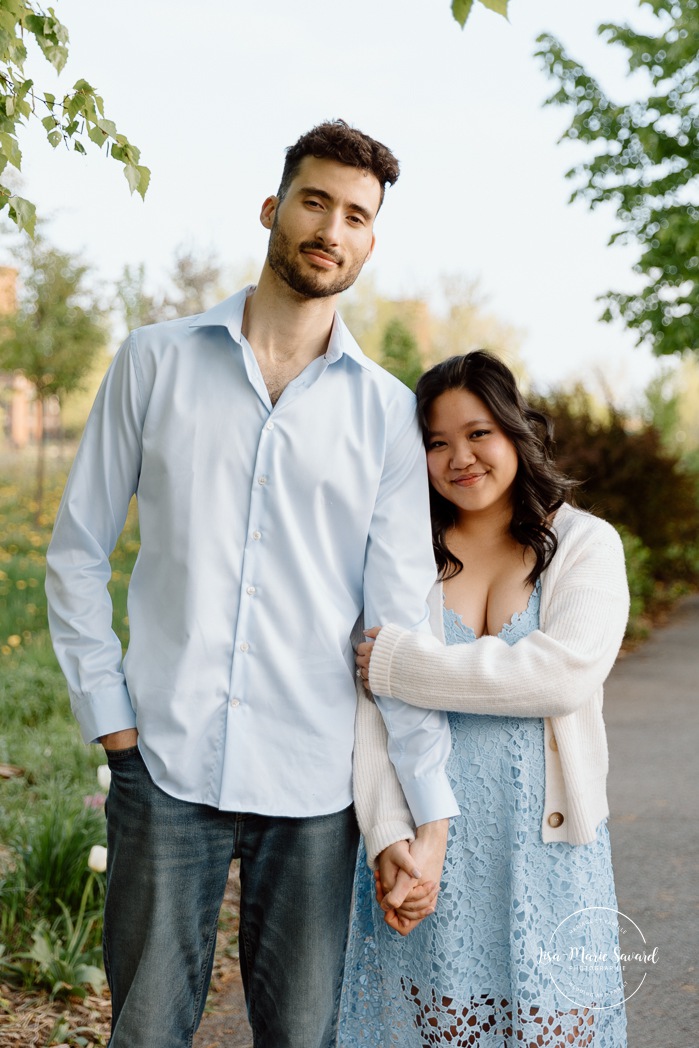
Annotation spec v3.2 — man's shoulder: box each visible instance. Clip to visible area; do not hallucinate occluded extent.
[337,316,416,405]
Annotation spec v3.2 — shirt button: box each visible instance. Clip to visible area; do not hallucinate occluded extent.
[246,586,256,596]
[252,530,261,541]
[549,735,558,752]
[265,421,275,432]
[547,812,565,828]
[258,475,268,485]
[230,698,240,708]
[239,641,250,653]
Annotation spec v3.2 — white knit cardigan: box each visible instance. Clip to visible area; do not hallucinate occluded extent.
[354,504,629,857]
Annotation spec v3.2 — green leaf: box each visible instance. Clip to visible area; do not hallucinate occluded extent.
[42,115,57,132]
[88,125,108,147]
[8,194,36,236]
[0,131,21,170]
[6,95,15,117]
[73,140,86,155]
[480,0,509,15]
[452,0,474,26]
[47,130,62,148]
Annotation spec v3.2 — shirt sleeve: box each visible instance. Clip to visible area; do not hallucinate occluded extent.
[45,334,145,744]
[368,531,630,718]
[362,396,459,826]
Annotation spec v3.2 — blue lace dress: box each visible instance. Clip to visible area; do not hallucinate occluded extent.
[339,582,627,1047]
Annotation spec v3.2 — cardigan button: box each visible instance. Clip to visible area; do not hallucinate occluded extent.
[548,812,564,828]
[549,735,558,751]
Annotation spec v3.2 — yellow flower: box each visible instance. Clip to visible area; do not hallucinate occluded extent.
[7,635,21,648]
[16,580,27,590]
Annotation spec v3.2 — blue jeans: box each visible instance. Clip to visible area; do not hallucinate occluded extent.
[104,746,359,1048]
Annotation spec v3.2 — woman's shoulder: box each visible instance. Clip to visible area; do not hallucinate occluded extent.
[552,502,624,550]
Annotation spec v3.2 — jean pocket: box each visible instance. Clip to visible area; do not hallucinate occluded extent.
[105,744,141,765]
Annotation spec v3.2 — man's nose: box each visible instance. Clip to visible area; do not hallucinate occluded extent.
[316,209,343,245]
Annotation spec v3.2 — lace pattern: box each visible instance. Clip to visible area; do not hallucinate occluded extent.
[339,581,627,1046]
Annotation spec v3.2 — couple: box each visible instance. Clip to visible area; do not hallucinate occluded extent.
[45,119,629,1047]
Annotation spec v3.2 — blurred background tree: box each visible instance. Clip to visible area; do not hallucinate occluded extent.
[536,0,699,357]
[0,234,104,509]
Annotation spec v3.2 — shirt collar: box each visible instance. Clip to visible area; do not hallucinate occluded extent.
[189,286,372,371]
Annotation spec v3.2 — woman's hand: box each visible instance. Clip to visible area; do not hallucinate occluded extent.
[355,627,382,684]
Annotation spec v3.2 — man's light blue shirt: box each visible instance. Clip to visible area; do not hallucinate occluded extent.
[46,287,458,825]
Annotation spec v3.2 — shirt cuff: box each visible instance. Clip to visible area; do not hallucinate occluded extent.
[70,683,137,744]
[399,770,460,828]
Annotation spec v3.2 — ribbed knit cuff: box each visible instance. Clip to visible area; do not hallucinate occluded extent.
[363,821,415,869]
[368,623,406,698]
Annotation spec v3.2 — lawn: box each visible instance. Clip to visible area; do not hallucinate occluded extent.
[0,451,240,1046]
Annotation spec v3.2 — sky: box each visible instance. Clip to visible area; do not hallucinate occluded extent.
[9,0,670,402]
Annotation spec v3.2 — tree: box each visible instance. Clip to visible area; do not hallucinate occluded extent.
[1,1,149,236]
[452,0,510,29]
[536,1,699,357]
[114,246,224,336]
[0,234,105,508]
[534,385,699,581]
[380,318,424,391]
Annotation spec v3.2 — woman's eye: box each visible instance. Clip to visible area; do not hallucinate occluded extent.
[470,429,490,439]
[427,440,446,450]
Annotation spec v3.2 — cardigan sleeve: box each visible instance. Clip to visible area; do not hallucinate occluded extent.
[353,682,416,867]
[350,616,415,868]
[368,531,629,719]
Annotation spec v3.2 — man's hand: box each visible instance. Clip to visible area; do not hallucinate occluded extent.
[376,819,449,936]
[100,728,138,752]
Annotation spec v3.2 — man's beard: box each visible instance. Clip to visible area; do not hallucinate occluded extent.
[267,217,366,299]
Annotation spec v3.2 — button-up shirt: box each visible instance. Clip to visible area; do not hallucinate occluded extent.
[46,287,458,824]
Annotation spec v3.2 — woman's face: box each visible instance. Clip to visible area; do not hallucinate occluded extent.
[425,387,520,518]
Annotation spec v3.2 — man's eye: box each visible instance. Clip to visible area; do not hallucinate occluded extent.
[347,214,364,225]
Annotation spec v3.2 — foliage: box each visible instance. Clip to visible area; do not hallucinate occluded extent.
[0,1,149,236]
[4,799,106,926]
[115,246,224,335]
[452,0,510,29]
[616,525,656,639]
[536,1,699,356]
[380,318,423,391]
[536,385,699,582]
[0,233,105,507]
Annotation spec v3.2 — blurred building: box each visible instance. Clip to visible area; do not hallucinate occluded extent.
[0,266,60,448]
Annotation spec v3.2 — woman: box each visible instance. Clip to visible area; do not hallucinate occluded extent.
[341,351,629,1047]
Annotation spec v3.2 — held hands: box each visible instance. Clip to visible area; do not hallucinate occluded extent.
[356,627,381,686]
[376,819,449,936]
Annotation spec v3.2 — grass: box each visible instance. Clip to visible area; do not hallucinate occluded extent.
[0,449,240,1043]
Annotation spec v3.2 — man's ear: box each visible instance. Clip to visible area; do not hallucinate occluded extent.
[365,233,376,263]
[260,195,278,230]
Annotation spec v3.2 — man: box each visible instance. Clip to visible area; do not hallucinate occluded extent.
[46,119,458,1048]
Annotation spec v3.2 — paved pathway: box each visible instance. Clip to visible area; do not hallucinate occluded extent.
[605,595,699,1048]
[195,596,699,1047]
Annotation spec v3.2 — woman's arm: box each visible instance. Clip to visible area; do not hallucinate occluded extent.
[367,533,629,719]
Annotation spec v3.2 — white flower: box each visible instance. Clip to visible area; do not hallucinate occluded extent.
[88,845,108,873]
[96,764,112,791]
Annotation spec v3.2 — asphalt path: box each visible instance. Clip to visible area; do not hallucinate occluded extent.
[195,595,699,1048]
[605,595,699,1048]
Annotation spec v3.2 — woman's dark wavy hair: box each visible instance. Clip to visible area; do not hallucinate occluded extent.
[415,350,576,585]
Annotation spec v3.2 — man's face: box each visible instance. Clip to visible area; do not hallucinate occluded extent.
[261,156,381,299]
